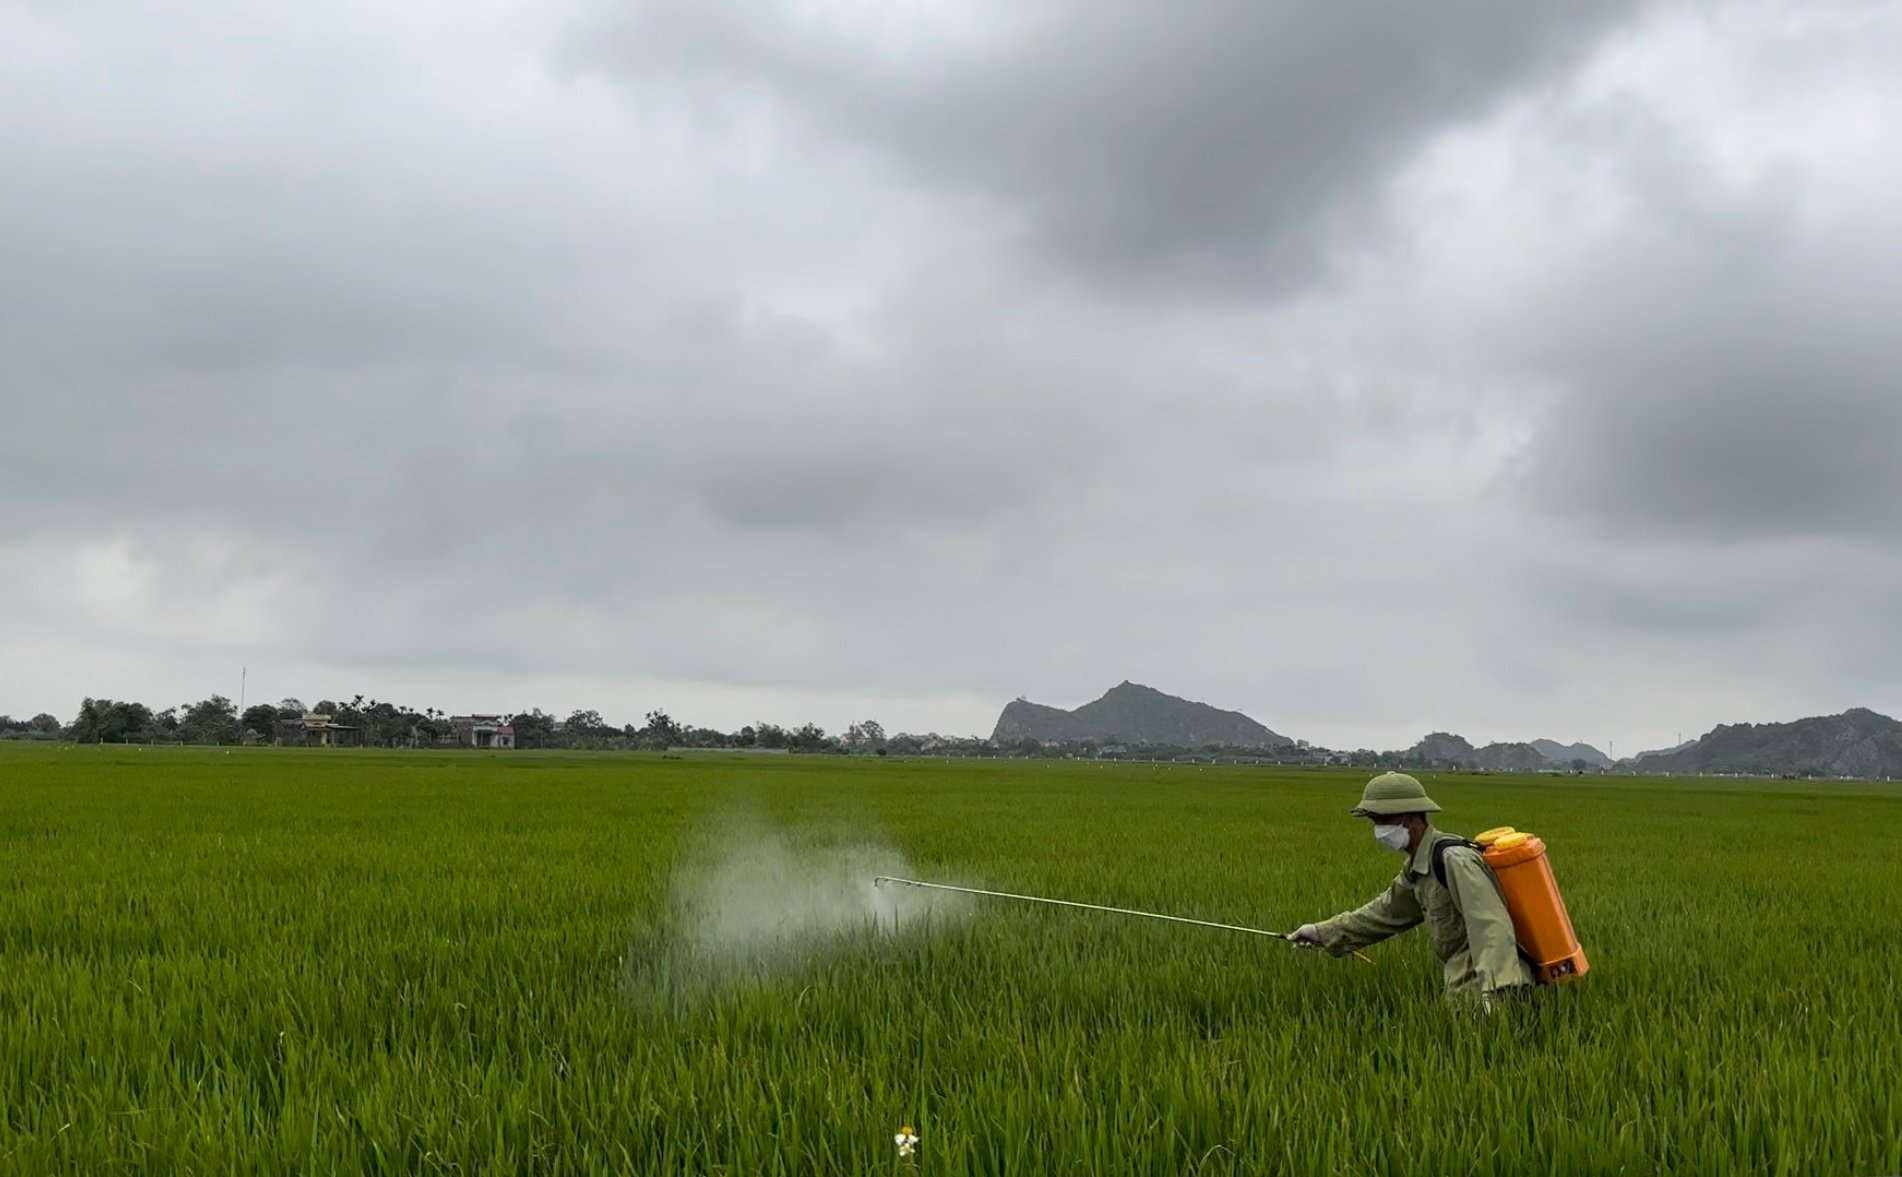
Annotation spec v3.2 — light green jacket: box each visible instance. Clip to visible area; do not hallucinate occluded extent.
[1314,828,1535,998]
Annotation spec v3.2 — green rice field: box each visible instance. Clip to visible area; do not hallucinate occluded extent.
[2,744,1899,1174]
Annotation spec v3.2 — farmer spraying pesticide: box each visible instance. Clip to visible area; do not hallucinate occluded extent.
[877,770,1584,1008]
[1289,772,1588,1009]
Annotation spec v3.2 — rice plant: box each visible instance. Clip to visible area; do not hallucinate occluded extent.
[0,744,1897,1174]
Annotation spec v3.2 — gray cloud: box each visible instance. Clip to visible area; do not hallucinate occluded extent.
[4,0,1901,752]
[582,1,1641,295]
[1512,134,1902,541]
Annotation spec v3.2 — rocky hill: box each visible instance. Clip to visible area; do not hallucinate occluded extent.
[1403,732,1550,771]
[1629,708,1902,778]
[1408,732,1475,765]
[1474,742,1552,772]
[1531,739,1611,768]
[991,682,1290,749]
[1627,739,1695,764]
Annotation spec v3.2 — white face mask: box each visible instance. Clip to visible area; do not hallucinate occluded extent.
[1373,823,1412,853]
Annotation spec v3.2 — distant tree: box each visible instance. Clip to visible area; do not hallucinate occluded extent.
[680,726,727,748]
[242,704,281,737]
[754,722,789,750]
[69,698,158,744]
[361,701,406,747]
[1570,758,1589,774]
[278,698,306,716]
[117,702,156,742]
[0,712,61,740]
[642,710,683,748]
[67,698,107,743]
[559,709,611,749]
[313,700,338,716]
[509,709,558,750]
[565,709,605,733]
[844,720,887,752]
[789,722,831,753]
[413,709,446,745]
[180,696,240,745]
[330,696,367,732]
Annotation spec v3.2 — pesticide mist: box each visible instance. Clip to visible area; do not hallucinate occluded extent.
[627,815,970,1003]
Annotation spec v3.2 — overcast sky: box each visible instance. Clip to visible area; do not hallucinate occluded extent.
[4,0,1899,752]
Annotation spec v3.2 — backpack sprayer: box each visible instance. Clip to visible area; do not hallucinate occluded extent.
[1463,826,1590,983]
[871,877,1376,966]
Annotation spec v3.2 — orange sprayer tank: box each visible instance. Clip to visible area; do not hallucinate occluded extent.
[1481,831,1589,984]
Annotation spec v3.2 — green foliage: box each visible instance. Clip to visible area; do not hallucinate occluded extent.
[1,747,1898,1174]
[240,703,281,736]
[356,700,414,747]
[843,719,887,752]
[0,715,57,741]
[47,695,865,753]
[509,708,559,750]
[639,709,682,750]
[66,697,157,744]
[788,722,829,752]
[178,695,240,745]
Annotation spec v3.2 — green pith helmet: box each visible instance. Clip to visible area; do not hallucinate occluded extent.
[1350,772,1442,818]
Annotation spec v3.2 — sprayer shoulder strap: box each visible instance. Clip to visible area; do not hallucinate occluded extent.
[1429,836,1485,889]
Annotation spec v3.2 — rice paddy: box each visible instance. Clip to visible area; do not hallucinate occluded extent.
[1,744,1898,1174]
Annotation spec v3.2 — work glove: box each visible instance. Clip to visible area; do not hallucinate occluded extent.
[1289,923,1324,949]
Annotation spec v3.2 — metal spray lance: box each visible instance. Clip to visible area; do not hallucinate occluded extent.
[872,877,1374,965]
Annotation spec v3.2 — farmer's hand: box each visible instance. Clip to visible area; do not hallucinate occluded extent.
[1290,923,1324,949]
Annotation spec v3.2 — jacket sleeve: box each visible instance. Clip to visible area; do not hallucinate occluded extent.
[1441,847,1528,992]
[1314,875,1423,954]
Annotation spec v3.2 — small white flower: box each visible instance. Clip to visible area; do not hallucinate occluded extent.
[895,1127,919,1158]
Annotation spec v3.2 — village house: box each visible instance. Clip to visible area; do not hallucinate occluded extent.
[274,713,359,748]
[446,715,515,749]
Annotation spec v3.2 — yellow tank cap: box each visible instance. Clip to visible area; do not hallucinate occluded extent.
[1491,831,1531,850]
[1475,826,1517,846]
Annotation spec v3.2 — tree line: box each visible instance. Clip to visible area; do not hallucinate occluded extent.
[0,698,987,756]
[0,706,1605,769]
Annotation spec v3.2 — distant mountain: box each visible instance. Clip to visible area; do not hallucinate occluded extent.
[1474,742,1551,772]
[1408,732,1475,765]
[989,700,1089,744]
[1631,708,1902,778]
[1402,733,1548,771]
[991,682,1290,749]
[1628,739,1695,763]
[1531,739,1612,768]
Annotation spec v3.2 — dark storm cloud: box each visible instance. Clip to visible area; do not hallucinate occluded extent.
[6,0,1899,751]
[584,1,1640,294]
[1503,63,1902,542]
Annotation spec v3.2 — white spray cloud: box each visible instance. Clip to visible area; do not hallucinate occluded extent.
[630,815,970,1000]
